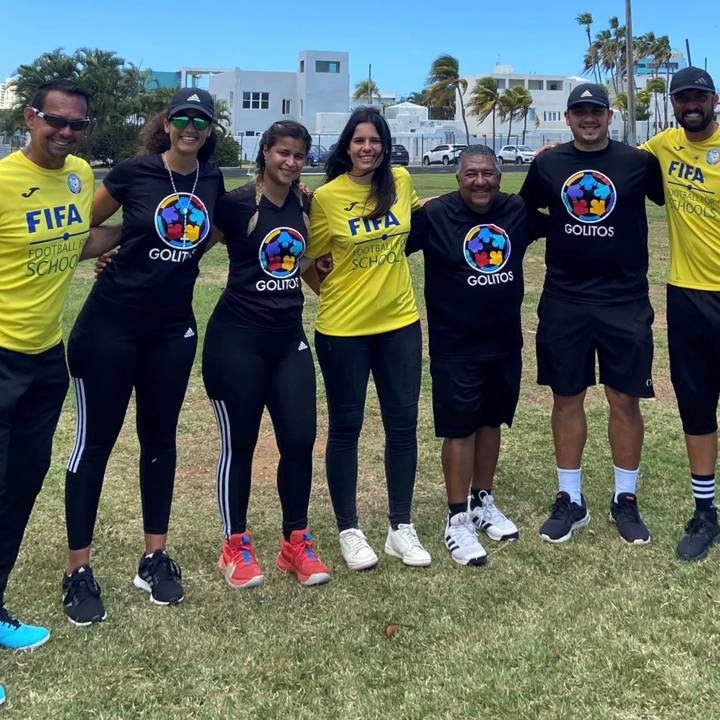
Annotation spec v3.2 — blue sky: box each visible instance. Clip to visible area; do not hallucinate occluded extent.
[3,0,717,96]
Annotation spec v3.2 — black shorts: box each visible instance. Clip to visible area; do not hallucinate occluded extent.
[536,293,654,398]
[667,284,720,435]
[430,351,521,438]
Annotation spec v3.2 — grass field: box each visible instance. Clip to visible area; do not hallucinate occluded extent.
[2,170,718,720]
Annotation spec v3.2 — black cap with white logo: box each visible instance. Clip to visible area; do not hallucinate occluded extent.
[669,66,716,95]
[167,88,215,120]
[567,83,610,109]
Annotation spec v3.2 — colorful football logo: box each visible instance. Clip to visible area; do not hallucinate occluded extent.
[67,173,82,195]
[561,170,617,223]
[463,224,511,273]
[259,226,306,278]
[155,193,210,249]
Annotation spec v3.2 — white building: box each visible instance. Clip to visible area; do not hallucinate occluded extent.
[0,78,17,110]
[209,50,349,146]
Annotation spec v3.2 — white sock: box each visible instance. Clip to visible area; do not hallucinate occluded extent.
[557,467,582,505]
[613,465,639,502]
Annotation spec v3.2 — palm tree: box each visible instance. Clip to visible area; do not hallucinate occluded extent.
[426,54,469,142]
[613,91,628,141]
[653,35,673,128]
[512,87,533,144]
[646,77,666,134]
[497,87,529,145]
[406,89,430,107]
[467,76,499,151]
[353,80,381,105]
[576,12,600,83]
[635,89,651,141]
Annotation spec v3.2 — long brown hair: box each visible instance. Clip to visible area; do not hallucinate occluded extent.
[139,113,217,162]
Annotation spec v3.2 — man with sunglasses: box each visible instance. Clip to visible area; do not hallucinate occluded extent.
[0,79,93,658]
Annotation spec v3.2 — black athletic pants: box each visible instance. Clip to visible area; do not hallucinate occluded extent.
[202,306,316,538]
[0,343,68,606]
[65,294,197,550]
[314,321,422,531]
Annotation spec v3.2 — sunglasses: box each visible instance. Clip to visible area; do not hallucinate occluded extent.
[32,108,90,131]
[170,116,211,131]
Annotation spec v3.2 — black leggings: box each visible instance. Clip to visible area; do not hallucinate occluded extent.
[315,321,422,531]
[202,307,316,538]
[0,344,68,606]
[65,294,197,550]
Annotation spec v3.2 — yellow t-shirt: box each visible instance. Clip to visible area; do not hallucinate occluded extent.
[641,126,720,290]
[308,166,420,336]
[0,151,93,353]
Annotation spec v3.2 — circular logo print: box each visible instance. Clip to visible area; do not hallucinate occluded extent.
[259,227,306,278]
[706,148,720,166]
[155,193,210,249]
[67,173,82,195]
[463,224,511,273]
[561,169,617,223]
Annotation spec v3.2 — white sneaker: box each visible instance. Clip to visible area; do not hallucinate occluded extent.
[444,512,488,566]
[469,491,519,541]
[339,528,378,571]
[384,524,432,567]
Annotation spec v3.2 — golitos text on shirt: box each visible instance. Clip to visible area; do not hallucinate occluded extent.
[0,151,93,353]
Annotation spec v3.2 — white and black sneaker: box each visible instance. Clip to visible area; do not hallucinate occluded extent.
[62,565,107,626]
[469,491,519,541]
[133,550,184,605]
[444,512,487,566]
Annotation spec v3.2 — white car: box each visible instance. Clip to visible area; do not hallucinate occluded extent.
[422,144,467,166]
[497,145,536,164]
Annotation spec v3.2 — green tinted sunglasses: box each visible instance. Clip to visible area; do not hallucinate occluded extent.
[170,116,211,131]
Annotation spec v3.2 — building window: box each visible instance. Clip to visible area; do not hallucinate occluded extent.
[300,99,304,116]
[282,99,291,114]
[509,79,525,88]
[496,79,506,89]
[316,60,341,73]
[528,108,537,121]
[242,91,269,110]
[543,111,561,122]
[229,91,234,106]
[547,81,562,91]
[300,60,304,73]
[528,79,543,90]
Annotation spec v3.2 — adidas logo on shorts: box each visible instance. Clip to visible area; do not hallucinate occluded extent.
[184,327,195,338]
[298,341,308,351]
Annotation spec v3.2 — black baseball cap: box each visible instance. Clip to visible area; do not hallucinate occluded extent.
[669,66,716,95]
[567,83,610,109]
[167,88,215,120]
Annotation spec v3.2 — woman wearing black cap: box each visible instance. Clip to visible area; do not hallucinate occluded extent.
[61,88,225,625]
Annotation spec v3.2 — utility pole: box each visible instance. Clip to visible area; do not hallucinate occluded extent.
[368,64,372,105]
[625,0,637,145]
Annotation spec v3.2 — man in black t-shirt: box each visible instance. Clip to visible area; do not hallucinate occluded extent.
[408,146,542,565]
[520,83,664,546]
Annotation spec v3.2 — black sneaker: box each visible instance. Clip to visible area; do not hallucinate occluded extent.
[133,550,184,605]
[676,507,720,562]
[610,493,651,545]
[62,565,107,626]
[539,491,590,543]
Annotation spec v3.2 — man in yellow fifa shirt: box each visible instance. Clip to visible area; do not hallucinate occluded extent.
[0,79,95,657]
[641,67,720,561]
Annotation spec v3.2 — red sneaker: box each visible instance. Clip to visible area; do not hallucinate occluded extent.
[276,529,331,586]
[217,532,264,589]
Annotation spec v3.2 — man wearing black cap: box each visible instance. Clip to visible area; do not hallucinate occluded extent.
[641,67,720,561]
[520,83,664,546]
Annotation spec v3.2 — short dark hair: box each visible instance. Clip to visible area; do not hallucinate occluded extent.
[30,79,90,115]
[325,106,395,220]
[457,144,501,174]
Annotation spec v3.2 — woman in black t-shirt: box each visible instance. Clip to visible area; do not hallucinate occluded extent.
[62,89,224,625]
[204,121,331,590]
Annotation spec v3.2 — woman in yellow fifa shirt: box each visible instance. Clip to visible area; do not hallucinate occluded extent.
[307,107,431,570]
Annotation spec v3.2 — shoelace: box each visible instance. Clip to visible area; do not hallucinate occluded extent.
[482,497,506,523]
[449,516,478,546]
[343,532,368,554]
[146,552,182,583]
[548,495,571,519]
[615,498,641,523]
[0,608,19,628]
[70,572,102,600]
[397,524,423,549]
[684,515,714,536]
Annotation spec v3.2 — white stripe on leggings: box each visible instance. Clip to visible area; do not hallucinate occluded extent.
[67,377,87,473]
[210,399,232,537]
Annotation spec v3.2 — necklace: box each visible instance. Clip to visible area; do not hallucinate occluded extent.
[162,152,199,243]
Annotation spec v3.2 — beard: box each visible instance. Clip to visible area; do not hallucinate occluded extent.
[676,107,716,133]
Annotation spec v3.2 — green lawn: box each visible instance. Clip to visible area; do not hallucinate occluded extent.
[2,171,716,720]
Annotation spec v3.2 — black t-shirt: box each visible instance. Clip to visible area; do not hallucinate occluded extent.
[95,154,225,310]
[407,191,541,360]
[520,140,664,304]
[213,182,309,330]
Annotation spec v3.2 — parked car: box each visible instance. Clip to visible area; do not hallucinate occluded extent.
[307,145,330,167]
[497,145,536,165]
[422,144,467,166]
[390,144,409,165]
